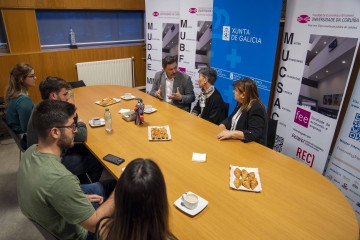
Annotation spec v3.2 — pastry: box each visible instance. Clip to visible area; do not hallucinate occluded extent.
[250,179,258,190]
[234,168,241,179]
[234,178,243,188]
[241,169,248,179]
[248,172,255,180]
[243,179,251,189]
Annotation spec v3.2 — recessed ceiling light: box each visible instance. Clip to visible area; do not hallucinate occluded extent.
[326,70,328,73]
[342,60,346,64]
[315,51,318,54]
[324,42,327,44]
[316,76,318,78]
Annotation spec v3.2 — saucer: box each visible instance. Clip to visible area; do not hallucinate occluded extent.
[121,95,135,100]
[174,192,208,216]
[89,118,105,127]
[144,108,157,114]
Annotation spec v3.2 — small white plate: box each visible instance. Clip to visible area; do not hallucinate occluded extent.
[89,118,105,127]
[95,98,121,107]
[121,95,136,100]
[229,165,262,192]
[148,125,171,141]
[174,192,208,216]
[144,108,157,114]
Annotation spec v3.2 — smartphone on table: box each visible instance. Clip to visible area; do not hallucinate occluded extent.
[103,154,125,165]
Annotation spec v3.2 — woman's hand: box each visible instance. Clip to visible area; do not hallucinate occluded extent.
[219,124,226,129]
[216,130,233,140]
[85,194,104,205]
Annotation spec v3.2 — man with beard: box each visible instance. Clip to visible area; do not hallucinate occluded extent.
[18,100,116,240]
[27,76,103,183]
[150,56,195,112]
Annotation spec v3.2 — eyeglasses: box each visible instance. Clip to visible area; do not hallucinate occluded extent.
[26,74,36,79]
[55,123,77,132]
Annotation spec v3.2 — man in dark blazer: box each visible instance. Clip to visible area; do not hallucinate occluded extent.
[150,56,195,112]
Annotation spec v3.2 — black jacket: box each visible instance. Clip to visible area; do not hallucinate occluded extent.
[221,101,267,146]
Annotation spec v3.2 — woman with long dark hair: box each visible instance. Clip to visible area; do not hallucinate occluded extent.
[216,78,267,145]
[96,158,176,240]
[4,62,36,134]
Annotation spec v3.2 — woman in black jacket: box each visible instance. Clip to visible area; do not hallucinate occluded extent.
[216,78,267,146]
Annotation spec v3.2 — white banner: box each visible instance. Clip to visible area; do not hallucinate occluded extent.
[178,0,213,98]
[145,0,180,93]
[325,68,360,227]
[271,0,360,173]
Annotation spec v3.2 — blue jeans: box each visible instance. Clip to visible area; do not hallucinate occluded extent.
[62,144,104,183]
[81,179,117,240]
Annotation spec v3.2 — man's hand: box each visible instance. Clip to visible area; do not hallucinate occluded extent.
[169,87,182,101]
[85,194,104,205]
[156,85,163,99]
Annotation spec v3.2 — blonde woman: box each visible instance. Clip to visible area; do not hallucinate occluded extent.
[217,78,267,145]
[4,63,36,134]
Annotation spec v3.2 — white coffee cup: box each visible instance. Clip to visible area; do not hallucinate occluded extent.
[124,93,132,98]
[181,192,198,210]
[145,105,152,112]
[92,117,100,125]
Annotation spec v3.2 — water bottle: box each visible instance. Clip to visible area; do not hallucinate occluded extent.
[69,27,77,49]
[68,87,75,104]
[104,108,112,132]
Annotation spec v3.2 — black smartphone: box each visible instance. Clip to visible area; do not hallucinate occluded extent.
[103,154,125,165]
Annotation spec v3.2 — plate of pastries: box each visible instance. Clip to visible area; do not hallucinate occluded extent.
[95,97,121,106]
[148,126,171,141]
[229,165,262,192]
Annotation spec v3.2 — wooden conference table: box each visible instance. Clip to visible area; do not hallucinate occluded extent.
[74,85,358,240]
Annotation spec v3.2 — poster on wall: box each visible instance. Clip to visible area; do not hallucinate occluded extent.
[178,0,214,98]
[271,0,360,173]
[145,0,180,93]
[210,0,283,114]
[325,68,360,227]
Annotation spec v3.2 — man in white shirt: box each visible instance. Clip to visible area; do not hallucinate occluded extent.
[150,56,195,112]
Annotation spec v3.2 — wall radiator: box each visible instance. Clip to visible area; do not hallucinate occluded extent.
[76,57,135,87]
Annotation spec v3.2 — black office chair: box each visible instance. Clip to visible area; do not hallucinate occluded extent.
[223,102,230,117]
[30,219,58,240]
[69,80,86,89]
[267,117,278,150]
[0,117,27,160]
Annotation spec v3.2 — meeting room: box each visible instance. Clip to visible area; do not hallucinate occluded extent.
[0,0,360,239]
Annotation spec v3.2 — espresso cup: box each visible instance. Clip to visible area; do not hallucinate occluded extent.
[124,93,132,98]
[92,117,100,125]
[181,193,198,210]
[145,105,152,112]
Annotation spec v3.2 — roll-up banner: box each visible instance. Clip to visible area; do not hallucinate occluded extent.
[145,0,180,93]
[210,0,283,113]
[271,0,360,174]
[325,68,360,227]
[178,0,214,99]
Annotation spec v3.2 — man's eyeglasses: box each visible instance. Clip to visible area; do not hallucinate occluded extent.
[26,74,36,79]
[55,123,77,132]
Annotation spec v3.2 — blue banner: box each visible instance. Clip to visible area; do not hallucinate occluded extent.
[211,0,282,113]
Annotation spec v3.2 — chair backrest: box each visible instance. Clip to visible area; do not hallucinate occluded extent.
[69,80,86,89]
[267,117,278,149]
[0,117,27,152]
[30,220,58,240]
[223,102,230,117]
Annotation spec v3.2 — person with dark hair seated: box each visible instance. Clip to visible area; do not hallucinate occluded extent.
[191,67,227,124]
[4,63,36,136]
[150,56,195,112]
[217,78,267,146]
[96,158,176,240]
[27,76,103,183]
[17,100,116,240]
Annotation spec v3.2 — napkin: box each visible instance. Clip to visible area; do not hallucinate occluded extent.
[118,109,131,114]
[192,153,206,162]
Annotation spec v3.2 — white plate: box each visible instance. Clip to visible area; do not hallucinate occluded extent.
[95,98,121,107]
[89,118,105,127]
[229,165,262,192]
[121,95,136,100]
[174,192,208,216]
[148,125,171,141]
[144,108,157,114]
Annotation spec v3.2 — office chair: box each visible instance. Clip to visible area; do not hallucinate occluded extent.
[267,118,278,149]
[69,80,86,89]
[30,220,58,240]
[0,117,27,160]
